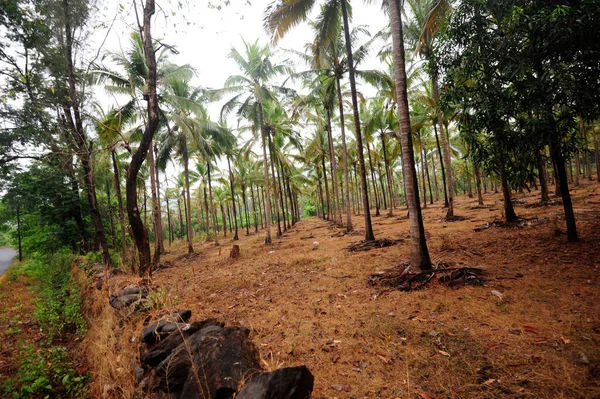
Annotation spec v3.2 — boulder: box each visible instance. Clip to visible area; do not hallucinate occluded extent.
[153,326,261,398]
[141,319,224,367]
[235,366,314,399]
[141,310,195,345]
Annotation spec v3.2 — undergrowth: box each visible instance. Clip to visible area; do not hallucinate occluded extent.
[2,251,88,398]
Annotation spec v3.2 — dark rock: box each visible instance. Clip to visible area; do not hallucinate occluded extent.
[141,319,224,367]
[236,366,314,399]
[141,311,197,345]
[154,326,260,398]
[110,293,145,309]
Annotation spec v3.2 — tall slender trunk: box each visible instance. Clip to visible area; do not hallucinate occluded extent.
[381,133,394,216]
[335,76,353,230]
[250,184,259,232]
[111,150,128,263]
[203,186,210,239]
[419,140,427,209]
[220,203,227,238]
[148,142,161,264]
[62,0,112,269]
[182,149,194,253]
[325,107,342,225]
[431,152,439,202]
[66,158,87,252]
[582,121,592,181]
[154,145,164,253]
[125,0,158,276]
[226,156,239,240]
[388,0,431,270]
[593,122,599,182]
[166,195,172,247]
[177,195,184,240]
[574,148,580,186]
[16,204,22,262]
[465,162,473,199]
[317,163,326,220]
[433,77,454,217]
[207,162,219,246]
[242,185,250,235]
[321,154,331,220]
[423,146,434,205]
[475,165,484,206]
[378,162,388,210]
[433,121,449,207]
[367,141,380,216]
[341,0,374,241]
[276,157,288,231]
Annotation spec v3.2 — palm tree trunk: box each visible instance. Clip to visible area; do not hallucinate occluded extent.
[381,133,394,216]
[366,141,380,216]
[419,140,428,209]
[166,195,172,247]
[388,0,431,270]
[335,76,353,231]
[153,145,165,254]
[203,186,210,239]
[177,194,184,240]
[423,147,434,205]
[433,123,449,207]
[183,148,194,253]
[250,184,259,233]
[276,157,288,231]
[341,0,374,241]
[242,185,250,235]
[207,162,219,246]
[432,77,454,218]
[220,203,227,238]
[321,154,331,220]
[431,152,439,202]
[111,150,128,265]
[325,107,342,225]
[148,141,161,264]
[465,162,473,199]
[266,128,282,237]
[227,156,239,240]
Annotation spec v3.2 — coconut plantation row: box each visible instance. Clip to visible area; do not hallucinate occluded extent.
[0,0,599,398]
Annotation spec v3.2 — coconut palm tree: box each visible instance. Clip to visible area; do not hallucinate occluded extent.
[265,0,375,241]
[387,0,432,270]
[218,40,292,244]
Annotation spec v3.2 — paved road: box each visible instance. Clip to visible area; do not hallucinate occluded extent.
[0,248,17,277]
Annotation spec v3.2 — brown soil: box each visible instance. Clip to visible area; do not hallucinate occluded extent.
[96,180,600,398]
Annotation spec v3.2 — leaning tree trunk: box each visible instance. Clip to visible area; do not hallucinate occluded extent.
[62,0,112,270]
[388,0,431,270]
[341,0,374,241]
[335,76,354,231]
[124,0,159,276]
[552,147,578,242]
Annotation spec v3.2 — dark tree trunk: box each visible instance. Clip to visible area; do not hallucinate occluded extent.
[325,107,342,225]
[154,145,165,254]
[593,122,599,182]
[242,186,250,236]
[250,184,259,233]
[125,0,158,276]
[500,162,518,223]
[553,149,578,242]
[341,0,374,241]
[148,142,161,264]
[178,195,184,240]
[321,154,331,221]
[537,150,550,203]
[366,141,380,216]
[166,195,172,247]
[16,204,22,262]
[381,133,394,216]
[62,0,112,269]
[207,162,219,246]
[266,129,282,237]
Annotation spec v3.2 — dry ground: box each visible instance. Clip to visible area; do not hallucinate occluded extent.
[93,180,600,398]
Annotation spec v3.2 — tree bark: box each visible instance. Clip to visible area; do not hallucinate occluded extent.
[552,148,578,242]
[125,0,158,276]
[537,149,550,203]
[62,0,112,270]
[335,76,353,230]
[389,0,431,270]
[433,123,448,207]
[325,107,342,225]
[381,133,394,216]
[207,162,219,246]
[500,161,518,223]
[148,141,161,264]
[341,0,374,241]
[183,148,194,253]
[593,122,599,182]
